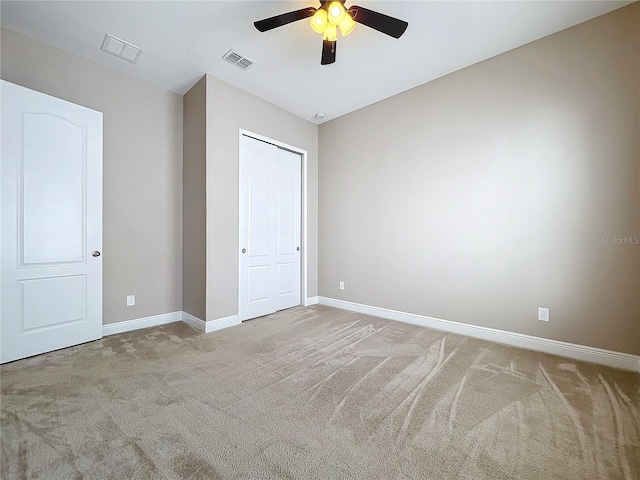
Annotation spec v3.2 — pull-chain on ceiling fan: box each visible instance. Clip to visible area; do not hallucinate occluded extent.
[254,0,408,65]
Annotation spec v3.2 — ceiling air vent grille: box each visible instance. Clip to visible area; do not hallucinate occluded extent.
[101,34,142,63]
[222,50,255,70]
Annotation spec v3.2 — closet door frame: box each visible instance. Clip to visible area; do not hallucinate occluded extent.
[238,128,310,321]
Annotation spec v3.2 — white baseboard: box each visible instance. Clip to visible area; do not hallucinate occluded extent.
[102,311,182,336]
[181,312,240,333]
[104,311,241,337]
[203,314,240,333]
[317,297,640,373]
[181,311,206,332]
[305,296,319,306]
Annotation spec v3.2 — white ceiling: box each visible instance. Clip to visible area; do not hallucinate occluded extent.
[0,1,632,123]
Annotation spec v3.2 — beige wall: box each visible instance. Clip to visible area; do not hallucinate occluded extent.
[206,75,318,321]
[1,28,184,325]
[318,4,640,355]
[182,77,207,320]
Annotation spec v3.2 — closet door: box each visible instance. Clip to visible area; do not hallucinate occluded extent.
[238,135,301,321]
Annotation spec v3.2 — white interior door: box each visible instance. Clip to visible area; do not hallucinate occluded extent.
[1,80,103,363]
[239,135,301,321]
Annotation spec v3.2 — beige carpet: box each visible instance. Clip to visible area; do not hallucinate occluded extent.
[1,305,638,479]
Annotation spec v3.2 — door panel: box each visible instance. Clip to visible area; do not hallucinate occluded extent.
[277,263,295,295]
[248,266,270,302]
[277,160,296,255]
[239,135,301,321]
[249,152,270,257]
[22,113,85,265]
[1,80,103,363]
[20,275,87,331]
[240,139,276,319]
[274,148,301,311]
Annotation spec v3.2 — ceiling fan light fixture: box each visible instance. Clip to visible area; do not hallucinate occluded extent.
[255,1,409,65]
[323,23,338,42]
[310,9,328,33]
[327,1,346,25]
[339,12,355,36]
[309,2,352,41]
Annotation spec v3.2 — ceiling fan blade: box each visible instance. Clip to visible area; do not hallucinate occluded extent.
[321,40,336,65]
[348,6,408,38]
[254,7,316,32]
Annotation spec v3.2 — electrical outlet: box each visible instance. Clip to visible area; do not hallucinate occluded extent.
[127,295,135,307]
[339,281,344,290]
[538,307,549,322]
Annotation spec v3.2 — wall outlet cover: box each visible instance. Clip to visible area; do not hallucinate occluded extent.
[538,307,549,322]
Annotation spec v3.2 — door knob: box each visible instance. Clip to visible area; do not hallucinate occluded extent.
[92,250,101,257]
[297,247,300,251]
[242,248,246,254]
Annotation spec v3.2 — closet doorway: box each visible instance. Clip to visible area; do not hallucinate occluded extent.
[238,131,307,321]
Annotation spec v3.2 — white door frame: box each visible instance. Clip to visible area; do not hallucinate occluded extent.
[238,128,309,321]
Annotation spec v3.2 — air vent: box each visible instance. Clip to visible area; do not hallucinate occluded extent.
[222,50,255,70]
[101,34,142,63]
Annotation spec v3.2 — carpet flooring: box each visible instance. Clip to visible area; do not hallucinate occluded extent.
[1,305,639,479]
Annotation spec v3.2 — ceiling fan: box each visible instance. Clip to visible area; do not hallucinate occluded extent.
[254,1,408,65]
